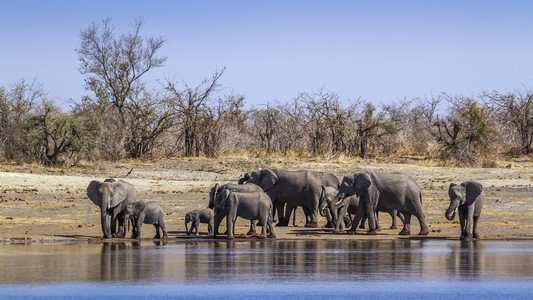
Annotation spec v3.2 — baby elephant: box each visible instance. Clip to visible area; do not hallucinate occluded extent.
[124,201,168,239]
[445,181,484,241]
[185,209,214,236]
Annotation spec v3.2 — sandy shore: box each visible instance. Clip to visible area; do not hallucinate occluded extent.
[1,157,532,242]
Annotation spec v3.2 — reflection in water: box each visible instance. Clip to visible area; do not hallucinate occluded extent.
[0,240,532,286]
[183,240,428,283]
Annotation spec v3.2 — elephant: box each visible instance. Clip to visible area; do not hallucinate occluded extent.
[185,208,214,236]
[246,169,335,227]
[213,189,276,240]
[87,179,137,238]
[238,173,250,184]
[209,182,264,235]
[124,200,167,239]
[445,181,484,240]
[334,171,429,236]
[320,186,403,233]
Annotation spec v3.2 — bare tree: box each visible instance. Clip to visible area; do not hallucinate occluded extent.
[124,88,176,158]
[276,99,305,155]
[485,90,533,155]
[250,103,280,155]
[355,102,397,158]
[430,95,494,164]
[166,69,225,157]
[0,79,42,160]
[76,18,167,125]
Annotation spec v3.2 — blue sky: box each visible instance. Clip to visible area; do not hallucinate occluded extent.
[1,0,533,109]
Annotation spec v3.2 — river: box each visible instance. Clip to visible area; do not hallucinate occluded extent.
[1,239,532,298]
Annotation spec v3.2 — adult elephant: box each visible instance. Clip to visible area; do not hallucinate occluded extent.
[445,181,484,240]
[334,171,428,235]
[320,186,403,233]
[87,179,137,238]
[247,169,328,227]
[209,182,263,235]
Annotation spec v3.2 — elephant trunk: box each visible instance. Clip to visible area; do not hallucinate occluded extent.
[445,201,458,221]
[333,192,346,206]
[185,220,190,235]
[319,200,328,217]
[329,203,339,225]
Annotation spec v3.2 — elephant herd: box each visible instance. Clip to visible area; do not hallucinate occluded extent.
[87,169,486,241]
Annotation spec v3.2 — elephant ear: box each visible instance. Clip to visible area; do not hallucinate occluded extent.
[87,180,103,208]
[109,181,129,208]
[209,183,220,209]
[215,189,231,209]
[258,169,278,191]
[354,173,371,196]
[463,181,483,205]
[134,200,146,214]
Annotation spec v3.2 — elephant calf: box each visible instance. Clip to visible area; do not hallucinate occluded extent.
[124,201,168,239]
[320,186,402,233]
[185,209,214,236]
[445,181,484,240]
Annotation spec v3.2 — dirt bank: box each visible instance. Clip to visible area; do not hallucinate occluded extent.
[1,157,532,242]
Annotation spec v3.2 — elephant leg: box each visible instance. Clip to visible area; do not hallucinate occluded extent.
[247,220,257,235]
[359,215,366,229]
[324,208,334,228]
[472,215,480,239]
[458,209,466,240]
[389,210,398,229]
[335,205,348,232]
[258,215,268,239]
[416,212,429,236]
[375,211,382,231]
[301,206,314,227]
[277,204,292,227]
[275,203,286,226]
[348,208,364,235]
[399,213,412,235]
[365,203,377,235]
[114,212,126,238]
[464,208,474,241]
[153,224,161,239]
[305,208,318,228]
[227,207,237,240]
[194,220,200,236]
[208,218,214,236]
[213,212,225,235]
[285,204,296,226]
[159,219,168,239]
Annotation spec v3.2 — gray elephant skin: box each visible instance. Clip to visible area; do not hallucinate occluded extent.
[335,171,429,235]
[214,189,276,240]
[124,200,167,239]
[320,186,402,233]
[445,181,484,240]
[209,182,263,235]
[185,208,214,236]
[246,169,338,227]
[87,179,137,238]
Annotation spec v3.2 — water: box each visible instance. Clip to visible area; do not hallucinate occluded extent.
[1,239,532,299]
